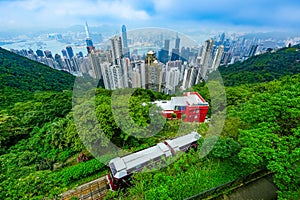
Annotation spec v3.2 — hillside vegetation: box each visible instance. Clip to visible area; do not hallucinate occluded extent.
[214,44,300,86]
[0,45,299,200]
[110,73,300,200]
[0,47,75,109]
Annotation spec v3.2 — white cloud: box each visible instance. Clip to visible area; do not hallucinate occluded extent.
[0,0,150,30]
[150,0,300,31]
[0,0,300,32]
[50,1,150,20]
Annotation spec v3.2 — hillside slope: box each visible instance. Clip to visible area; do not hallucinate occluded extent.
[213,44,300,86]
[0,47,75,109]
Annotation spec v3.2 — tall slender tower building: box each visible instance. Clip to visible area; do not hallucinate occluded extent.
[66,46,74,58]
[110,36,123,66]
[85,22,95,54]
[196,38,214,82]
[145,50,162,92]
[159,39,170,64]
[121,25,128,48]
[182,66,198,90]
[121,25,130,58]
[88,50,103,79]
[171,34,180,61]
[211,45,224,72]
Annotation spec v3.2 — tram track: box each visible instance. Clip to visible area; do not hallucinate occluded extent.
[60,176,108,200]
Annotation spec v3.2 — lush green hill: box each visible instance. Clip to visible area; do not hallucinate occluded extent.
[0,47,75,109]
[213,44,300,86]
[0,48,172,199]
[0,44,299,200]
[117,73,300,200]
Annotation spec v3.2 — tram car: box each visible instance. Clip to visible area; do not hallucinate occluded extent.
[107,132,201,191]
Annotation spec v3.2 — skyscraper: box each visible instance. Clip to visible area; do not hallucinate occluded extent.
[36,49,44,57]
[171,48,180,61]
[159,39,170,64]
[110,36,123,66]
[66,46,74,59]
[165,67,180,94]
[54,54,64,70]
[182,66,198,90]
[101,62,112,89]
[196,38,214,82]
[145,50,162,92]
[85,22,95,54]
[110,65,125,89]
[44,50,53,58]
[61,49,68,58]
[88,50,103,79]
[248,44,258,57]
[132,69,141,88]
[171,34,181,61]
[132,60,146,89]
[211,45,224,72]
[121,25,128,48]
[121,25,130,58]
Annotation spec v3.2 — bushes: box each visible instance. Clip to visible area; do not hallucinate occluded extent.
[0,159,106,199]
[210,137,241,159]
[56,159,106,186]
[123,153,254,200]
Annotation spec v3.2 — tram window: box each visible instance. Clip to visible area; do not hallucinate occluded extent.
[135,164,142,169]
[110,163,117,175]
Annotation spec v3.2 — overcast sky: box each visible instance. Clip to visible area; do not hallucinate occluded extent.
[1,0,300,33]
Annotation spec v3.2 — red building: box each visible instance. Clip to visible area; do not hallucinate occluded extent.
[154,92,209,122]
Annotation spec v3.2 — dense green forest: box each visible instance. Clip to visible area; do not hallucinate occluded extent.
[113,73,299,199]
[0,46,299,199]
[0,47,75,109]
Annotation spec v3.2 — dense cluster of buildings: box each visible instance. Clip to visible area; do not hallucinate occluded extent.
[10,23,271,94]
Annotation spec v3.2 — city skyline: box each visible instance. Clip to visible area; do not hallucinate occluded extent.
[10,25,282,95]
[0,0,300,34]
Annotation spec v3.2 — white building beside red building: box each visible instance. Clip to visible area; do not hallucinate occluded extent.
[153,92,209,122]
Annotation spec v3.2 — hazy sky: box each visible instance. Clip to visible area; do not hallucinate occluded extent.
[1,0,300,33]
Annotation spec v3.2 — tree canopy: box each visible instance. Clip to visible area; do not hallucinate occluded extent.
[0,44,299,199]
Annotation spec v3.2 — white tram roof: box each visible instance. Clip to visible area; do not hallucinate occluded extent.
[109,132,201,179]
[165,131,201,151]
[109,142,172,179]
